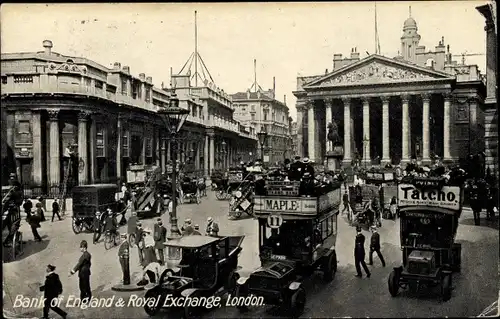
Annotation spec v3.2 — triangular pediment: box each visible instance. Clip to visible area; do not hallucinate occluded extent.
[304,55,453,88]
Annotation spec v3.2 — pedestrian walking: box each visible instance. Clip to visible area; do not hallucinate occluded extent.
[52,199,62,222]
[354,227,371,278]
[40,264,67,319]
[368,226,386,267]
[153,218,167,265]
[141,228,158,267]
[70,240,92,300]
[35,200,46,222]
[341,191,350,215]
[206,217,219,237]
[23,197,33,217]
[27,206,42,241]
[135,221,145,266]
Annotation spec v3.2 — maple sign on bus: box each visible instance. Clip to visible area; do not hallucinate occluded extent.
[254,197,317,216]
[397,184,462,210]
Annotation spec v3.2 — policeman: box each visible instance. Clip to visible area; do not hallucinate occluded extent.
[469,180,483,226]
[153,218,167,265]
[70,240,92,300]
[354,227,371,278]
[117,234,131,285]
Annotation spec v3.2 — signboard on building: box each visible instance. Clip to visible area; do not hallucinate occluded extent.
[15,147,32,158]
[397,184,462,211]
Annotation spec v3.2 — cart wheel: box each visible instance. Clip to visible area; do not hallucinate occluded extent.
[441,274,452,301]
[322,251,337,282]
[215,189,225,200]
[104,233,114,250]
[234,210,242,219]
[143,287,163,316]
[388,270,400,297]
[128,233,136,247]
[72,218,83,234]
[287,286,306,317]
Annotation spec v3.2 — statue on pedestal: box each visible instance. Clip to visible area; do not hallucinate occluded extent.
[327,120,343,154]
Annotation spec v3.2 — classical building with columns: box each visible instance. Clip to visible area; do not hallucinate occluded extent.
[0,40,257,194]
[293,15,488,167]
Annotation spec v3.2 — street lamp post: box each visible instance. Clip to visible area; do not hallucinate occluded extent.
[158,90,189,238]
[257,129,268,163]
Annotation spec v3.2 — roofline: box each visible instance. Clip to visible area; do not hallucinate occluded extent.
[304,54,454,88]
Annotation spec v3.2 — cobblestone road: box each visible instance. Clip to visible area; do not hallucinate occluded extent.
[3,192,498,318]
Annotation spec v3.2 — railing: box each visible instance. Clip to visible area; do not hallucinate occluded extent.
[20,178,121,198]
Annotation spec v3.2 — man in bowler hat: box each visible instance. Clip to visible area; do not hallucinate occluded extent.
[40,264,67,319]
[354,227,371,278]
[70,240,92,300]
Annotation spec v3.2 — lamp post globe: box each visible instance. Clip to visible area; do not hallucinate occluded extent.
[157,90,189,239]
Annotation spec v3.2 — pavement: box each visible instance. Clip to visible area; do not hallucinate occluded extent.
[3,190,499,318]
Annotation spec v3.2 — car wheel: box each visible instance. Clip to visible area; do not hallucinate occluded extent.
[388,270,400,297]
[72,218,83,234]
[144,287,162,316]
[288,286,306,318]
[441,274,452,301]
[322,251,337,282]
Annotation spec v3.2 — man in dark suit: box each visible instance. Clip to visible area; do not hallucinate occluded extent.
[52,199,62,222]
[40,264,67,319]
[153,218,167,265]
[301,157,315,178]
[135,221,145,265]
[181,218,195,236]
[368,226,386,267]
[193,225,202,235]
[354,227,371,278]
[289,156,304,181]
[70,240,92,300]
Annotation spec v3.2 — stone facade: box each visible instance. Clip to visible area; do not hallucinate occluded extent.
[293,16,488,167]
[1,40,258,194]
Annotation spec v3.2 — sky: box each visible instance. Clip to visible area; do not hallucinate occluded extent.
[0,1,490,120]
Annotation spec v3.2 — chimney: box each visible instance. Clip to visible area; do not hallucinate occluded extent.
[122,66,130,74]
[246,89,250,99]
[113,62,121,70]
[273,76,276,98]
[351,49,360,60]
[333,53,342,60]
[139,73,146,80]
[42,40,53,55]
[146,76,152,84]
[284,95,287,105]
[325,69,328,74]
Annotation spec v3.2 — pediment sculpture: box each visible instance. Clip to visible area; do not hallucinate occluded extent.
[319,62,433,86]
[48,61,87,74]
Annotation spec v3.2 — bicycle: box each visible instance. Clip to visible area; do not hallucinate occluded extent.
[104,229,121,250]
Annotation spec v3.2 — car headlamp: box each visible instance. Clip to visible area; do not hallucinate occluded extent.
[235,190,242,198]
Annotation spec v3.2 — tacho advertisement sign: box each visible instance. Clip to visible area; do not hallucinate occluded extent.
[397,184,462,210]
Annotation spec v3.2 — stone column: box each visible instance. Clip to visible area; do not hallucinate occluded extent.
[116,115,122,179]
[167,141,171,162]
[195,139,201,171]
[155,129,160,167]
[443,94,452,161]
[401,95,411,164]
[421,94,431,163]
[161,137,166,173]
[48,110,61,187]
[307,100,316,162]
[32,111,43,187]
[381,96,391,164]
[209,133,215,174]
[325,98,333,152]
[78,111,89,185]
[362,98,371,165]
[342,98,352,164]
[89,116,96,183]
[296,103,305,157]
[204,135,209,176]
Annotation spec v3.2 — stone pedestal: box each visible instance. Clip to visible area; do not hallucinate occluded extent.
[325,146,344,172]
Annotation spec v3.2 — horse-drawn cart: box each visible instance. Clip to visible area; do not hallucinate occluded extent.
[72,184,118,234]
[2,186,24,260]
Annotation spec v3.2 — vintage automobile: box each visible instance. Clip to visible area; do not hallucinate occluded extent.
[235,178,341,317]
[180,176,201,204]
[388,177,463,301]
[349,184,379,228]
[71,184,118,234]
[2,185,24,260]
[143,234,245,318]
